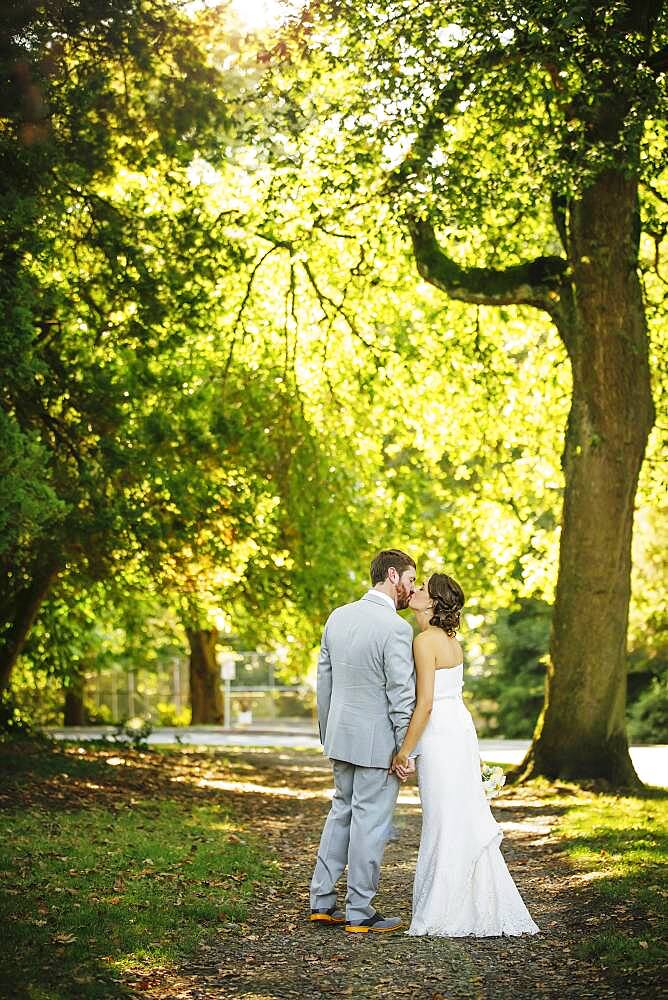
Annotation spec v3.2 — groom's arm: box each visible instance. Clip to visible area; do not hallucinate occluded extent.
[316,616,334,743]
[383,618,416,752]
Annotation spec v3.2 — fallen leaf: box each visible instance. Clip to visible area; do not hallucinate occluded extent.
[52,932,77,945]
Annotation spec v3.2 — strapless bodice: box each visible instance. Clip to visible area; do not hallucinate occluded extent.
[432,662,464,700]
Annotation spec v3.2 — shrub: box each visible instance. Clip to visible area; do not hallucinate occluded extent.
[627,675,668,744]
[155,702,191,727]
[111,717,153,751]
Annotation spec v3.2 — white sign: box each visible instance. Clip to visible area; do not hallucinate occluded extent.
[219,657,236,681]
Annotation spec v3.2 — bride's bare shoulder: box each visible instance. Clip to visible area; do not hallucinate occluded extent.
[413,630,437,649]
[430,629,464,665]
[413,629,437,656]
[413,629,445,655]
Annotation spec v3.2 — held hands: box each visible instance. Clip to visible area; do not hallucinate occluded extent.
[390,751,416,783]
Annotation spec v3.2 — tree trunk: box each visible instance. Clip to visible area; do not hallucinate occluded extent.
[517,170,654,785]
[404,3,659,787]
[187,627,223,725]
[63,667,86,726]
[0,561,60,694]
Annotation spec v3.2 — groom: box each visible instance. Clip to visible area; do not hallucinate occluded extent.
[309,548,417,934]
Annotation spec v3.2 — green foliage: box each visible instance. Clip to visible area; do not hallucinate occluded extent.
[0,690,46,739]
[262,0,667,274]
[0,0,391,689]
[155,702,191,727]
[0,412,67,576]
[261,2,667,780]
[111,717,153,751]
[10,575,185,724]
[470,598,551,738]
[0,1,241,674]
[470,596,666,742]
[247,0,667,625]
[0,669,63,730]
[628,675,668,744]
[1,0,665,734]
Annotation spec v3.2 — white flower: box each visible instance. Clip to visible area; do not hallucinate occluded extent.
[480,762,506,800]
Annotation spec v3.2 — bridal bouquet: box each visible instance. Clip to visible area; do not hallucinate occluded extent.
[481,763,506,800]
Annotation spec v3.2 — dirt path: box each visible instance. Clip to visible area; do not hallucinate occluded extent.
[131,747,648,1000]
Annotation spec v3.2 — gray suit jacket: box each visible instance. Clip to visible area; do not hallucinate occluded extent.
[316,592,416,767]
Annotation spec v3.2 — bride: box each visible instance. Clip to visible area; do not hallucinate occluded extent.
[391,573,539,937]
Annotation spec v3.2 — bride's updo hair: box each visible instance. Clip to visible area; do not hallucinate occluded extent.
[427,573,465,637]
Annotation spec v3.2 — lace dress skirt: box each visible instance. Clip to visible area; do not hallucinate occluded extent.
[407,677,539,937]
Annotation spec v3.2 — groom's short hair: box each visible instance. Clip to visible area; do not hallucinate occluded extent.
[370,548,416,585]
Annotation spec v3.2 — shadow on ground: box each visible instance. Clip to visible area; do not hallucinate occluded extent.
[1,742,662,1000]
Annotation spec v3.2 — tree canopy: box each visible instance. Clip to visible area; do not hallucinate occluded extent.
[1,1,666,773]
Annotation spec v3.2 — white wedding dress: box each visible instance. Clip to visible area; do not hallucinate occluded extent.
[407,663,539,937]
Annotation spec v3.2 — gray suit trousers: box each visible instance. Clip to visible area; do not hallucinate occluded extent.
[309,759,400,922]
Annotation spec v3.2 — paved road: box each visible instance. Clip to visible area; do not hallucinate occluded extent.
[47,726,667,787]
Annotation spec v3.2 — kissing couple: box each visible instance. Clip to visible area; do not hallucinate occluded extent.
[309,548,539,937]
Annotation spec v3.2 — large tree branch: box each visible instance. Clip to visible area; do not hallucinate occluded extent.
[389,42,571,318]
[408,218,569,316]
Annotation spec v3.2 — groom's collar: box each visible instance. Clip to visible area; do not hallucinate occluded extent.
[363,589,396,612]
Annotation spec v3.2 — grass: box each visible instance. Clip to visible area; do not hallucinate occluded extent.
[3,740,666,996]
[0,741,276,1000]
[482,760,667,982]
[553,785,668,974]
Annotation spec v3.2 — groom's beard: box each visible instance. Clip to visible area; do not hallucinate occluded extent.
[395,584,411,611]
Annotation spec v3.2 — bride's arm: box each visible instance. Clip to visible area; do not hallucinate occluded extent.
[392,635,436,766]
